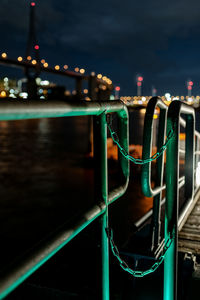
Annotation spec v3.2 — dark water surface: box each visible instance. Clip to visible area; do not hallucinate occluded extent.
[0,112,151,269]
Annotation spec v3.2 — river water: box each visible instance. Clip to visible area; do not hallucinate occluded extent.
[0,110,153,269]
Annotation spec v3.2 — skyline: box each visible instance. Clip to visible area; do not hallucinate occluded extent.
[1,0,200,95]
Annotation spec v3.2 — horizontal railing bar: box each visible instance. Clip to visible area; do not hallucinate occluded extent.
[0,202,107,299]
[0,100,126,121]
[134,176,185,229]
[0,100,128,299]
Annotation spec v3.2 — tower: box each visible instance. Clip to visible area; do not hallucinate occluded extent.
[25,2,40,98]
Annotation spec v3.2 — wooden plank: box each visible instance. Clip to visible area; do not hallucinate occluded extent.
[187,215,200,225]
[178,239,200,255]
[179,231,200,241]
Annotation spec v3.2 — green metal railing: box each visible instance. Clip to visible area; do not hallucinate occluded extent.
[0,98,199,300]
[0,100,129,300]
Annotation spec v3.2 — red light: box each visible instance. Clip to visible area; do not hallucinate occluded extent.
[188,86,192,90]
[31,2,35,6]
[137,82,142,87]
[138,76,143,82]
[34,45,39,50]
[115,86,120,91]
[188,81,193,86]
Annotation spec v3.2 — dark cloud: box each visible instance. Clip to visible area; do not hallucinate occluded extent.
[1,0,200,95]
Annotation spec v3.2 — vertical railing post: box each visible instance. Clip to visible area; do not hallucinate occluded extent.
[93,112,109,300]
[164,101,195,300]
[164,109,179,300]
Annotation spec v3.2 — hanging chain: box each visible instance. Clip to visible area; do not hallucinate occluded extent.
[106,227,174,277]
[106,114,174,165]
[105,112,175,277]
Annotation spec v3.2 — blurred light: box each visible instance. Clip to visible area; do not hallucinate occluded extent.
[137,82,142,86]
[9,93,16,98]
[0,91,6,97]
[142,96,146,101]
[40,80,50,86]
[9,89,15,93]
[55,65,60,70]
[97,74,102,79]
[91,72,95,76]
[188,86,192,90]
[41,59,45,63]
[17,56,23,62]
[138,76,143,82]
[83,89,88,94]
[188,81,193,86]
[32,59,37,65]
[63,65,68,70]
[110,95,115,100]
[34,45,39,50]
[43,62,48,67]
[1,52,7,58]
[80,68,85,74]
[31,2,35,6]
[115,86,120,91]
[165,93,171,101]
[102,76,107,81]
[74,67,79,72]
[188,97,193,102]
[19,92,28,98]
[153,114,158,119]
[36,77,41,85]
[27,56,32,60]
[4,77,8,82]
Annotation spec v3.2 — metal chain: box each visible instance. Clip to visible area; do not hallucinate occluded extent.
[106,227,174,277]
[106,114,174,165]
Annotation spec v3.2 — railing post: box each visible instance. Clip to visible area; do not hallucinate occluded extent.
[164,101,195,300]
[93,113,109,300]
[164,110,179,300]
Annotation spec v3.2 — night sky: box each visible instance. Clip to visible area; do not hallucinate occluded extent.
[1,0,200,96]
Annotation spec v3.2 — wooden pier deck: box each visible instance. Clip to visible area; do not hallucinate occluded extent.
[178,190,200,255]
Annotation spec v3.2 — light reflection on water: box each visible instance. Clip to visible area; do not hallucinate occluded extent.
[0,113,152,266]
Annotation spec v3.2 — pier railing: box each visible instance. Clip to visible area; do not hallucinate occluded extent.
[0,98,199,300]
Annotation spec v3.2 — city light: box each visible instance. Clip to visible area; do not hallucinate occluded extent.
[1,52,7,58]
[41,59,45,64]
[80,68,85,74]
[17,56,23,62]
[63,65,68,70]
[55,65,60,70]
[74,67,79,72]
[0,91,6,97]
[43,62,48,67]
[31,2,35,6]
[97,74,102,79]
[34,45,39,50]
[31,59,37,65]
[27,56,31,60]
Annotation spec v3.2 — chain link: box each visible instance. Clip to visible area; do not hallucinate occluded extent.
[106,114,174,165]
[106,227,174,277]
[105,113,175,277]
